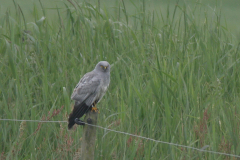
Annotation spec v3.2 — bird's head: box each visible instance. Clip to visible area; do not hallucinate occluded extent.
[95,61,110,72]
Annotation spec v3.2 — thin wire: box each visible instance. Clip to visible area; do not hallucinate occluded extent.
[1,118,240,158]
[0,119,67,123]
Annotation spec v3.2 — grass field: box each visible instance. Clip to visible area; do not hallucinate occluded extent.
[1,0,240,34]
[1,0,240,159]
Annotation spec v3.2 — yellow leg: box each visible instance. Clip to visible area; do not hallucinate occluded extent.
[91,103,99,112]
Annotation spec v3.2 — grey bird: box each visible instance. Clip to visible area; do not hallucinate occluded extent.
[68,61,110,129]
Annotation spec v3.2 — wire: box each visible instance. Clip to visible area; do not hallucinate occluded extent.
[1,118,240,158]
[0,119,67,123]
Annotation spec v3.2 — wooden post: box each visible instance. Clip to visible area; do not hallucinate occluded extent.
[81,111,98,160]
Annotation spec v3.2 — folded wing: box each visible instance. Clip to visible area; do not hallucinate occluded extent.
[68,72,101,129]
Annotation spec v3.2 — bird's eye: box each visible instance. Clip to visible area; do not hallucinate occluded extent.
[100,65,107,69]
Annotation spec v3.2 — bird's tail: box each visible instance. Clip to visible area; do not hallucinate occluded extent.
[68,102,91,129]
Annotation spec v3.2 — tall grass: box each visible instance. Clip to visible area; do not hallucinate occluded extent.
[1,0,240,159]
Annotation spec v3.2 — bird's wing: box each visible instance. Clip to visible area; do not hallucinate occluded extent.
[71,72,100,104]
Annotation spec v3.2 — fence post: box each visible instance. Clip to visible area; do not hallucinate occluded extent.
[81,111,98,160]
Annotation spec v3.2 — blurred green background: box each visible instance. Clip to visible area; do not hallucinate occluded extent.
[0,0,240,34]
[0,0,240,33]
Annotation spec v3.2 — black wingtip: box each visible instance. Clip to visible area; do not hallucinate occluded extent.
[67,102,90,129]
[68,114,75,130]
[68,124,74,130]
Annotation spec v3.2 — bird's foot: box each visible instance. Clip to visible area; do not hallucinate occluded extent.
[91,106,99,112]
[74,118,85,125]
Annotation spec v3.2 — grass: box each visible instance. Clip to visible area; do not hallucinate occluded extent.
[1,0,240,159]
[1,0,240,34]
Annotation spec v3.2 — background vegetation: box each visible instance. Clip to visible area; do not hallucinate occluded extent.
[1,0,240,159]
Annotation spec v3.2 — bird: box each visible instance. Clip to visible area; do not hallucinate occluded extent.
[68,61,110,129]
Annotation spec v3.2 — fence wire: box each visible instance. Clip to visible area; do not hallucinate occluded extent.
[0,118,240,158]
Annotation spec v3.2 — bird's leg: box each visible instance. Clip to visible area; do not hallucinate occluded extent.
[91,102,98,112]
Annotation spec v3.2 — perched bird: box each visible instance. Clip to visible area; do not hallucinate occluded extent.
[68,61,110,129]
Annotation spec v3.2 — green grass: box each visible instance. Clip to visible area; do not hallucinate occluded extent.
[1,0,240,34]
[1,0,240,159]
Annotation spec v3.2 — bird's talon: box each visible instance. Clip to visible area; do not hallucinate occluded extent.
[74,118,85,125]
[91,106,98,112]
